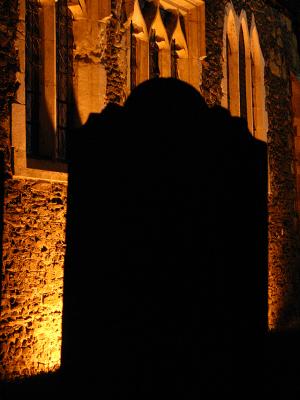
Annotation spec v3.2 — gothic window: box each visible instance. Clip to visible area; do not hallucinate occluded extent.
[128,0,150,89]
[251,53,256,136]
[239,28,247,122]
[250,19,268,142]
[130,21,137,90]
[170,15,188,82]
[56,0,74,161]
[222,4,239,116]
[127,0,203,90]
[171,39,179,79]
[223,4,267,138]
[149,29,160,79]
[23,0,73,164]
[226,34,231,111]
[25,0,41,157]
[147,5,170,78]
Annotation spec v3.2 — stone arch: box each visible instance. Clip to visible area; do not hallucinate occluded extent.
[149,4,171,77]
[127,0,149,89]
[250,16,268,143]
[68,0,87,19]
[170,14,188,81]
[239,10,254,133]
[221,3,239,116]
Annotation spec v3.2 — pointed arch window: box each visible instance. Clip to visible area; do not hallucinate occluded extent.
[170,14,188,82]
[56,0,74,161]
[25,0,41,157]
[126,0,204,90]
[250,21,268,142]
[223,4,267,139]
[24,0,74,164]
[251,52,256,136]
[171,38,179,79]
[130,21,138,90]
[149,29,160,78]
[239,27,247,122]
[222,5,239,116]
[226,34,231,111]
[128,0,149,88]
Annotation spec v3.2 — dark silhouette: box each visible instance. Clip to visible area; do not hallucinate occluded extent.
[61,78,268,397]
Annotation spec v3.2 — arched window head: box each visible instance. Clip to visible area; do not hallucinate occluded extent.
[127,0,149,89]
[222,3,239,116]
[250,16,268,143]
[149,28,160,78]
[126,0,204,90]
[148,4,170,77]
[170,13,188,81]
[25,0,41,157]
[25,0,73,161]
[130,0,148,41]
[239,11,254,133]
[239,26,247,122]
[56,0,74,161]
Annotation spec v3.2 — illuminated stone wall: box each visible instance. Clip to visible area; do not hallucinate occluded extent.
[203,0,300,329]
[0,0,120,381]
[1,0,300,383]
[0,180,66,379]
[0,0,69,380]
[0,0,18,178]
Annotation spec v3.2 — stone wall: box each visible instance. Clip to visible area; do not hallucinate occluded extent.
[0,0,129,381]
[103,0,129,104]
[203,0,300,329]
[0,0,68,381]
[0,179,67,379]
[1,0,300,383]
[0,0,19,177]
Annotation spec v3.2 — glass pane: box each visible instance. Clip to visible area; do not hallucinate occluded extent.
[25,0,41,157]
[56,0,73,161]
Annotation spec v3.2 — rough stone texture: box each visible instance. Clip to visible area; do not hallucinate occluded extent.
[0,0,19,178]
[1,0,300,383]
[0,179,67,380]
[103,0,129,104]
[200,0,225,106]
[203,0,300,330]
[0,0,67,381]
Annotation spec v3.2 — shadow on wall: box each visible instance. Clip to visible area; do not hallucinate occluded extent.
[61,78,268,396]
[24,83,81,172]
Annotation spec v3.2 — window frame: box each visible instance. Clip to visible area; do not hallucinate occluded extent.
[11,0,69,181]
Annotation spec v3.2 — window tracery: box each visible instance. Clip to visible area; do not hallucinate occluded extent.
[171,38,179,78]
[56,0,74,161]
[239,27,247,122]
[149,28,161,78]
[25,0,41,157]
[24,0,74,163]
[226,34,231,110]
[222,4,267,142]
[14,0,204,179]
[130,21,138,90]
[127,0,202,88]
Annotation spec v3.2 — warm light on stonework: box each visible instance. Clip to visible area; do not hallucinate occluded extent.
[1,0,300,383]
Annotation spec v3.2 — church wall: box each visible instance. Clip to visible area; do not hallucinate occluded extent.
[0,0,300,381]
[0,179,66,379]
[0,0,69,379]
[0,0,121,381]
[203,0,300,330]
